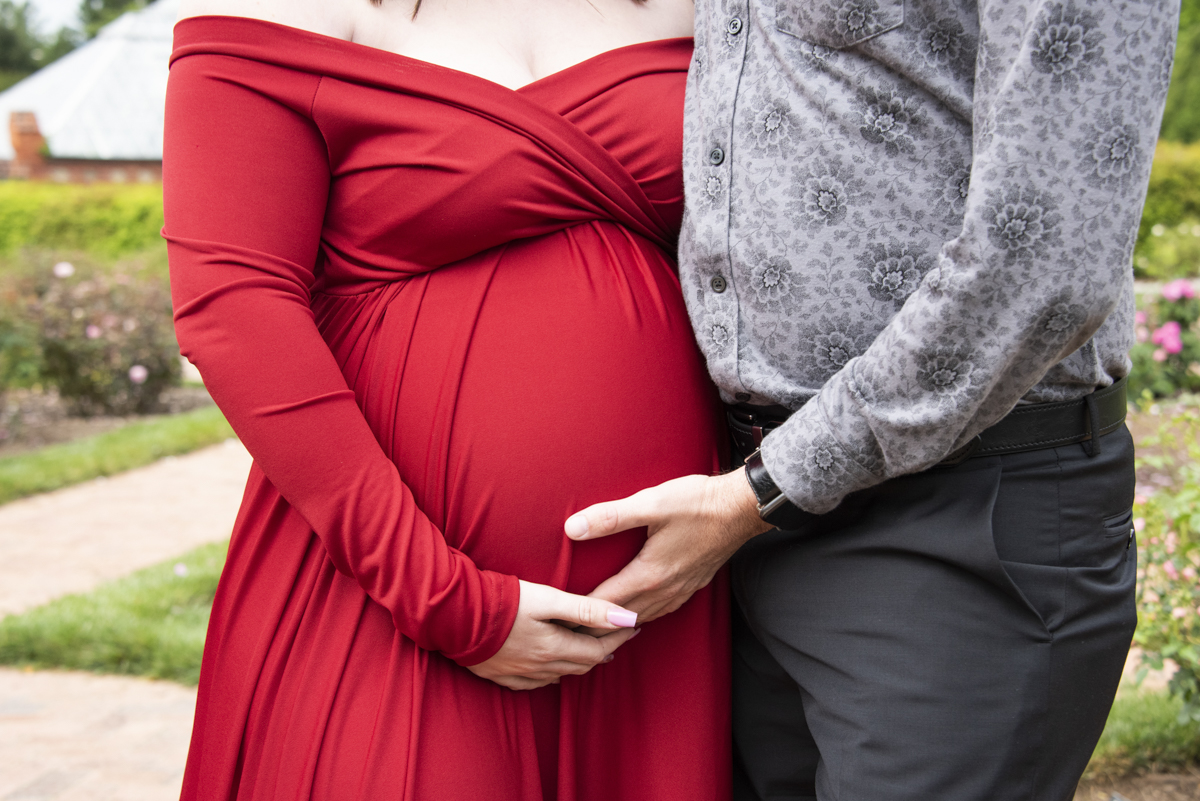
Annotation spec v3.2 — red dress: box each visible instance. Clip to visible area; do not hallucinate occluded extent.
[164,18,729,801]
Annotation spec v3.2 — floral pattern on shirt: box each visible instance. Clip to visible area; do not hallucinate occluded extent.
[681,0,1178,513]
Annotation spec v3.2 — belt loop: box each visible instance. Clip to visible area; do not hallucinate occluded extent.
[1083,391,1101,458]
[752,425,764,448]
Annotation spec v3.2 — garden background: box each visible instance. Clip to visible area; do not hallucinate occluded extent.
[0,0,1199,799]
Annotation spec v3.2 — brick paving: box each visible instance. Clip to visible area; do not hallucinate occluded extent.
[0,669,196,801]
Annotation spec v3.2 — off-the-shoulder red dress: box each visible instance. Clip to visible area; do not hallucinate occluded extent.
[164,17,728,801]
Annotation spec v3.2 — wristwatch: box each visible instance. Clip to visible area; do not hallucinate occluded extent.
[744,449,814,530]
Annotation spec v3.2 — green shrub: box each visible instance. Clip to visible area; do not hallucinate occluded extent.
[0,250,180,415]
[0,183,164,258]
[1138,142,1200,257]
[32,267,179,415]
[1133,399,1200,720]
[1129,280,1200,399]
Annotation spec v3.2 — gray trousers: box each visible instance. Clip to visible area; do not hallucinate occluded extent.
[731,426,1137,801]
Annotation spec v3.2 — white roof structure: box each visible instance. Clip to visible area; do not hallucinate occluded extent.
[0,0,177,161]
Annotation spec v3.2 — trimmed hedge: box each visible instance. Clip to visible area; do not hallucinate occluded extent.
[0,182,164,257]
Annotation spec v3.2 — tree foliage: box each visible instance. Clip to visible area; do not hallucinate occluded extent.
[79,0,144,38]
[0,0,80,90]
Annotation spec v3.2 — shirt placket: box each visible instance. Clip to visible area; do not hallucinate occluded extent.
[701,0,753,402]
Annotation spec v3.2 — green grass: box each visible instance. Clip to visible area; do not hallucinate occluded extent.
[0,540,226,685]
[0,404,234,505]
[1085,689,1200,780]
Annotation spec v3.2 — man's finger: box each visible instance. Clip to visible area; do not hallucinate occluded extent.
[564,488,660,541]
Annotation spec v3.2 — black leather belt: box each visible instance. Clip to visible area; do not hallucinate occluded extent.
[726,376,1128,465]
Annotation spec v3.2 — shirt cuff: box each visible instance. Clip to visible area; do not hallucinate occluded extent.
[759,375,884,514]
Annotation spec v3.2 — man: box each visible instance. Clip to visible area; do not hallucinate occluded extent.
[564,0,1181,798]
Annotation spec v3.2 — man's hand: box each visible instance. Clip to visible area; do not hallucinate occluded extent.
[564,468,774,624]
[466,580,639,691]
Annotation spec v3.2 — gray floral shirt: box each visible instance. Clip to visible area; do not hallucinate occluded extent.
[680,0,1180,513]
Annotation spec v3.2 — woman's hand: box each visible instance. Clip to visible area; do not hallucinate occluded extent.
[466,580,639,690]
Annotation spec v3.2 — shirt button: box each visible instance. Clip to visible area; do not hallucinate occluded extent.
[710,275,728,293]
[728,17,743,35]
[735,392,751,402]
[708,147,725,165]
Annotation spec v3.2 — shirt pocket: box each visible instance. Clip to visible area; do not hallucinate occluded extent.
[775,0,904,49]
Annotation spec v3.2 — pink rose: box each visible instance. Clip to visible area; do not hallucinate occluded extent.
[1152,321,1183,354]
[1162,279,1196,302]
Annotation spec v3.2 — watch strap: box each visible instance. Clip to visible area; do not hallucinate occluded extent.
[744,449,816,530]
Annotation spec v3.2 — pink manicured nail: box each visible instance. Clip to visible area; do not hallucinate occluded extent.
[607,608,637,628]
[629,628,642,640]
[565,514,589,539]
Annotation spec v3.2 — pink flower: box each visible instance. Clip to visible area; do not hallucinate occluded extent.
[52,261,75,278]
[1173,606,1188,619]
[1154,348,1168,362]
[1185,566,1197,580]
[1135,494,1147,505]
[1162,279,1196,302]
[1136,310,1148,325]
[128,365,149,385]
[1165,561,1180,580]
[85,325,102,339]
[1152,321,1184,354]
[1136,325,1150,343]
[1134,517,1146,532]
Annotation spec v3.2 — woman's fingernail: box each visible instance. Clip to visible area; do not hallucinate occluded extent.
[629,627,642,640]
[603,654,614,663]
[564,514,589,539]
[607,608,638,628]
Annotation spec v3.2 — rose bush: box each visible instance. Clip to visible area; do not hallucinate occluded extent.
[1135,398,1200,721]
[0,251,180,417]
[1129,280,1200,400]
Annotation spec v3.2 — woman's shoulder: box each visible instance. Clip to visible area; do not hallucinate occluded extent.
[175,0,360,41]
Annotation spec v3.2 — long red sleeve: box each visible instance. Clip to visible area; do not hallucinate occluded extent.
[162,53,518,666]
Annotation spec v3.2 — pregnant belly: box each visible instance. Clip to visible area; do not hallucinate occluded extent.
[339,222,722,595]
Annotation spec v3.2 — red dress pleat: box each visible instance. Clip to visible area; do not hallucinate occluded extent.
[163,18,730,801]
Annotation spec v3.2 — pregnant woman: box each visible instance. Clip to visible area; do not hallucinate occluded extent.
[163,0,729,798]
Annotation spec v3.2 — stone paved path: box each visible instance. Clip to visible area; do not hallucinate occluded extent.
[0,441,251,800]
[0,439,251,617]
[0,669,196,801]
